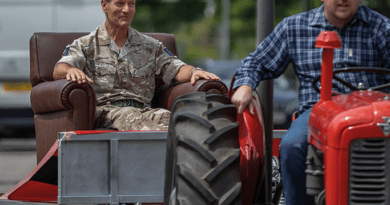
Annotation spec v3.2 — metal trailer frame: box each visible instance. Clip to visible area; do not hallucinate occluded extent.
[57,131,167,205]
[0,129,286,205]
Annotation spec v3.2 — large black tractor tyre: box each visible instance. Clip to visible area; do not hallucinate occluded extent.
[164,92,241,205]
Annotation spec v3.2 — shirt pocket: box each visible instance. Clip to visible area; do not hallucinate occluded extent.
[94,60,117,90]
[129,66,154,78]
[344,42,381,68]
[131,46,152,68]
[129,67,155,99]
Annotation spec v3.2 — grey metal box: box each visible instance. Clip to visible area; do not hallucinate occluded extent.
[57,131,167,204]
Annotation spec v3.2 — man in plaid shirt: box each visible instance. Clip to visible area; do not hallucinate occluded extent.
[232,0,390,204]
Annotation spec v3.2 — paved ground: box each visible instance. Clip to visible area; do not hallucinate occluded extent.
[0,139,37,194]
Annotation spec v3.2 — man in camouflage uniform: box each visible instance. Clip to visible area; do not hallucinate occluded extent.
[53,0,220,131]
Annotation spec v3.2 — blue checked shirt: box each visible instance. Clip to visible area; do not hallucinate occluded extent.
[233,4,390,115]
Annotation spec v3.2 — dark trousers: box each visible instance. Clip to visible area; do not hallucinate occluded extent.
[280,108,314,205]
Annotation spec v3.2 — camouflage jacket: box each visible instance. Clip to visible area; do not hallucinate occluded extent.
[57,23,186,106]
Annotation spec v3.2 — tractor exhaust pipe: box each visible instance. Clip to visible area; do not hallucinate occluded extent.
[315,31,341,102]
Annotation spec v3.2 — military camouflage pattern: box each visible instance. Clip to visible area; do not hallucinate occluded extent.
[56,23,185,130]
[95,105,170,131]
[111,99,143,108]
[57,23,186,106]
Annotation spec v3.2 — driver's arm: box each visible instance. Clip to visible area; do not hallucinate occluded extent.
[377,26,390,84]
[231,85,255,115]
[232,19,291,115]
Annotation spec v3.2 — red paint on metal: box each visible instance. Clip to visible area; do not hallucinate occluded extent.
[308,90,390,204]
[307,92,390,151]
[320,49,335,102]
[309,31,390,204]
[8,181,57,202]
[72,130,118,135]
[238,91,265,205]
[272,138,281,159]
[315,31,341,102]
[71,130,165,135]
[315,31,342,49]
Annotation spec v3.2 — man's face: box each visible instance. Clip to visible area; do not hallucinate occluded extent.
[321,0,361,27]
[102,0,136,29]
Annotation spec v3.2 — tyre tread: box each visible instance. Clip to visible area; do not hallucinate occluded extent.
[177,134,216,163]
[203,104,236,118]
[177,164,218,203]
[204,149,240,182]
[204,122,239,144]
[219,183,242,205]
[173,113,216,133]
[165,92,241,205]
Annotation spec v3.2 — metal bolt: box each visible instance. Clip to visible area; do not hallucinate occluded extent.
[358,83,366,89]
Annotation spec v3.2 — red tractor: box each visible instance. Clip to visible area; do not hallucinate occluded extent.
[306,32,390,205]
[163,31,390,205]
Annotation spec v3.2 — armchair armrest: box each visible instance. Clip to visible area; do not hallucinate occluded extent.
[152,80,228,110]
[31,79,96,129]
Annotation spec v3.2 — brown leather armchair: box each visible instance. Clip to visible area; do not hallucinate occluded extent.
[30,32,228,163]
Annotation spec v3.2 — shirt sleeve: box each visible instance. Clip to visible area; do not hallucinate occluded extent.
[155,41,187,85]
[376,20,390,84]
[55,38,87,70]
[233,18,292,90]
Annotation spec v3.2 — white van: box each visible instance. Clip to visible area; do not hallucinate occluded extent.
[0,0,105,137]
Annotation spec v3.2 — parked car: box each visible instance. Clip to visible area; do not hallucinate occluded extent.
[197,59,299,129]
[0,0,105,137]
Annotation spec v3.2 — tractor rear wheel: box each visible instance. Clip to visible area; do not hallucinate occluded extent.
[164,92,241,205]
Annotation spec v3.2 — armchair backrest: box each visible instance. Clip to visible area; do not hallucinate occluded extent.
[29,32,179,87]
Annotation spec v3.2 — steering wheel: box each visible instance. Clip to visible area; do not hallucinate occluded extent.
[312,67,390,94]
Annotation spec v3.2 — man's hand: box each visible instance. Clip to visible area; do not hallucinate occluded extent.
[174,65,220,85]
[190,69,220,86]
[53,63,93,84]
[231,85,255,115]
[66,67,94,84]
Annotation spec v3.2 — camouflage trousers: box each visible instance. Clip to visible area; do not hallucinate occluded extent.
[95,105,171,131]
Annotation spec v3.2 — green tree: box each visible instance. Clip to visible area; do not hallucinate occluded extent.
[131,0,390,63]
[365,0,390,17]
[211,0,390,60]
[132,0,207,33]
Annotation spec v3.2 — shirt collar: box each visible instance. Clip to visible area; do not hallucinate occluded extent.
[98,22,112,45]
[308,4,326,27]
[354,5,369,24]
[309,4,368,27]
[99,23,144,45]
[127,26,143,45]
[99,23,145,56]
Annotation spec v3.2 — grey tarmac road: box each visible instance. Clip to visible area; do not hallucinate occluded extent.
[0,139,37,194]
